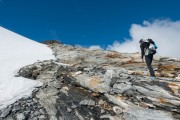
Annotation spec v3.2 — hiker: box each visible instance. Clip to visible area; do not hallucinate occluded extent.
[139,38,158,80]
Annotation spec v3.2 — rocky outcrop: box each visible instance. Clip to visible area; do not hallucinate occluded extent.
[1,44,180,120]
[42,40,61,45]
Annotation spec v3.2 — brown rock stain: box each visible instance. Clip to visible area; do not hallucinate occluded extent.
[139,102,149,108]
[101,101,112,110]
[89,76,101,88]
[168,82,180,94]
[105,52,122,58]
[117,96,123,100]
[128,70,145,75]
[157,64,180,78]
[91,93,100,97]
[159,98,168,103]
[159,98,175,106]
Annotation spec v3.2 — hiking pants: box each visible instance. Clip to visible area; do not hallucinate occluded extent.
[145,55,155,77]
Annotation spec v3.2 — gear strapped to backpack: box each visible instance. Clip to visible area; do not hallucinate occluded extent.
[144,38,158,55]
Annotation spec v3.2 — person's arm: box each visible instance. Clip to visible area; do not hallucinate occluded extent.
[140,44,145,59]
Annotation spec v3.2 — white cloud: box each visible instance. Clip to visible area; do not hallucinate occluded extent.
[89,45,102,50]
[107,19,180,58]
[107,40,139,53]
[75,44,102,50]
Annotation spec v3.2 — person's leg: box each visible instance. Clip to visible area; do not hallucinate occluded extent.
[150,55,153,65]
[145,56,155,77]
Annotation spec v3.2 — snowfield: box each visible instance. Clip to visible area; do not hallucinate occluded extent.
[0,26,55,109]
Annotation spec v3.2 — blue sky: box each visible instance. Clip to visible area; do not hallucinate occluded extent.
[1,0,180,48]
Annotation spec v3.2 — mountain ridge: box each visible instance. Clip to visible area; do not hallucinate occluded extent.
[0,27,180,120]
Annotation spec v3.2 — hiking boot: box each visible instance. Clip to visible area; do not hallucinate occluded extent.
[150,76,156,81]
[150,76,157,81]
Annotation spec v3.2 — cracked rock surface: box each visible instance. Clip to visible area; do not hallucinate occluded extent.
[1,43,180,120]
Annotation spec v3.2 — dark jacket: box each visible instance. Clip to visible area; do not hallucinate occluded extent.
[140,42,150,59]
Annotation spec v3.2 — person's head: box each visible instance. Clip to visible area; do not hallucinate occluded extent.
[139,39,144,44]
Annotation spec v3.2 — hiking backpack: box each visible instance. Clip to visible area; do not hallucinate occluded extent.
[145,39,158,55]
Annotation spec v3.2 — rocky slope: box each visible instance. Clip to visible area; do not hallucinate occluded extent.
[0,43,180,120]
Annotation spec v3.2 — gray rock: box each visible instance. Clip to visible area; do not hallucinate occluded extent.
[31,117,38,120]
[90,117,95,120]
[33,105,38,110]
[124,112,138,120]
[113,106,122,115]
[83,67,92,71]
[105,94,128,109]
[53,81,62,89]
[120,73,131,79]
[100,114,119,120]
[98,99,104,105]
[14,102,20,106]
[0,107,11,118]
[27,103,31,107]
[33,98,38,103]
[14,74,20,77]
[79,99,95,106]
[12,105,21,112]
[6,44,179,120]
[39,109,46,115]
[125,106,175,120]
[113,83,132,94]
[33,111,39,116]
[105,69,116,78]
[74,110,84,120]
[71,103,78,109]
[67,108,72,112]
[23,110,30,115]
[39,115,46,120]
[14,113,26,120]
[27,99,32,103]
[101,109,105,114]
[37,106,43,109]
[30,111,34,114]
[1,115,14,120]
[110,77,118,87]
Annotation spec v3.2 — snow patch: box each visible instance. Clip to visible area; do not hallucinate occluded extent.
[0,26,55,109]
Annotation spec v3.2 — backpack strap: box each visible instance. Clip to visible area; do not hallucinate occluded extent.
[147,38,155,44]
